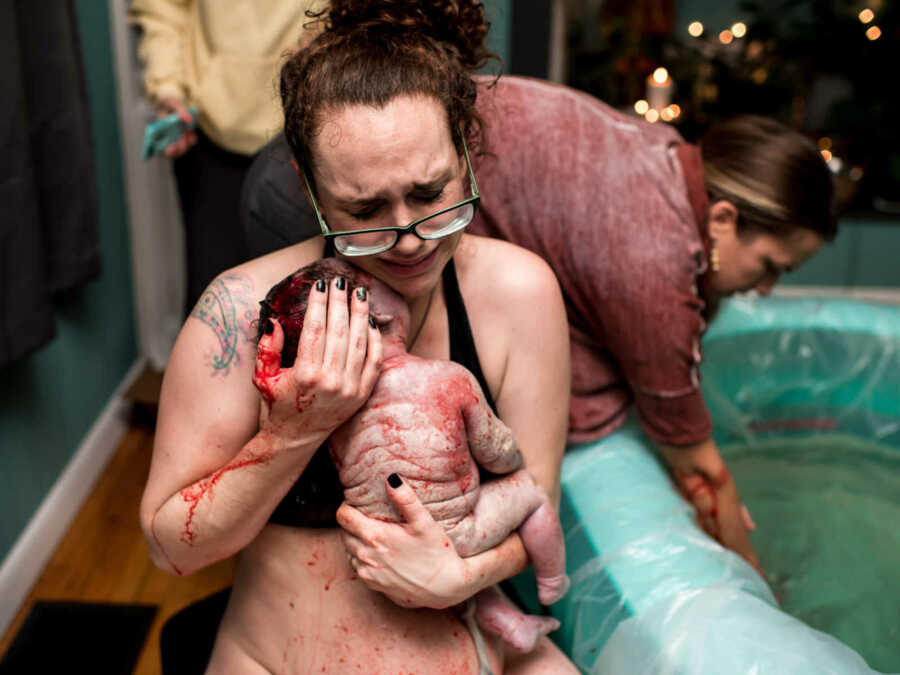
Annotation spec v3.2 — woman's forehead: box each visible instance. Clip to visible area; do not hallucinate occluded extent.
[311,97,456,195]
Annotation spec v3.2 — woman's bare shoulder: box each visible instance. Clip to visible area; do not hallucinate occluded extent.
[452,234,567,399]
[455,233,562,305]
[176,238,324,380]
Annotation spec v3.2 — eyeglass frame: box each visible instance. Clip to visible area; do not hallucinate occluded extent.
[299,127,480,256]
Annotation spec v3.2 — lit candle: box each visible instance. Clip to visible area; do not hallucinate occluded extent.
[646,67,673,111]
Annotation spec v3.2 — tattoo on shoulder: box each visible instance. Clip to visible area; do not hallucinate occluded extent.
[191,274,258,376]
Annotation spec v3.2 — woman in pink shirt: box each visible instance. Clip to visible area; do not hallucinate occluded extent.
[467,77,835,574]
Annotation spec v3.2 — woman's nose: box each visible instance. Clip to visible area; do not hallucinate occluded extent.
[391,229,424,256]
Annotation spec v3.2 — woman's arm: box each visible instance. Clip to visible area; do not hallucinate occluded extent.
[140,273,381,576]
[127,0,190,104]
[338,241,570,608]
[659,438,763,577]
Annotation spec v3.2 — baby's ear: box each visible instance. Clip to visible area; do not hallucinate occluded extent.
[370,311,395,327]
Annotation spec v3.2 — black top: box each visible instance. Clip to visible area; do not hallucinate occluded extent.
[268,255,498,528]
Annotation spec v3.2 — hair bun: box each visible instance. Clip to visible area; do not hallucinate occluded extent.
[325,0,492,71]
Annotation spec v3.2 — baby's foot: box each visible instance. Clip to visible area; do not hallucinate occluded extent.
[537,573,571,605]
[479,612,560,653]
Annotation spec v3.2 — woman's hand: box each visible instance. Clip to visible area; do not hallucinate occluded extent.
[659,439,765,579]
[157,97,198,158]
[337,475,484,610]
[253,278,382,449]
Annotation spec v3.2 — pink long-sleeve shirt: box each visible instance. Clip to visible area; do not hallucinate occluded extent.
[470,76,713,447]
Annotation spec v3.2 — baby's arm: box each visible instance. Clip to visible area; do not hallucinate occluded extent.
[448,469,569,605]
[459,369,523,475]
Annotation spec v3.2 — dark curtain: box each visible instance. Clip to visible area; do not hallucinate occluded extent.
[0,0,101,368]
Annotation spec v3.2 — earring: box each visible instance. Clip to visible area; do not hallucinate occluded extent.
[710,242,720,273]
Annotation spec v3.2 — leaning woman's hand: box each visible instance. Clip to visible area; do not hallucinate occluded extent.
[253,278,382,447]
[337,475,481,610]
[659,440,765,580]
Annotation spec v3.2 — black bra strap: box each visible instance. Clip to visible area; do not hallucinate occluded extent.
[443,260,498,415]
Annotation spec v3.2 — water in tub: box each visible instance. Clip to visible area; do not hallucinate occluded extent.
[724,434,900,672]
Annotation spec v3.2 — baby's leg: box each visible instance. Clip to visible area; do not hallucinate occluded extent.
[520,497,571,605]
[474,586,559,654]
[447,470,544,556]
[446,470,570,605]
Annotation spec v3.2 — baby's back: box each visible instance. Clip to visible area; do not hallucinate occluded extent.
[328,354,482,525]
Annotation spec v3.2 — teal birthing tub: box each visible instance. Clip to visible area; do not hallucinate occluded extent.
[511,296,900,674]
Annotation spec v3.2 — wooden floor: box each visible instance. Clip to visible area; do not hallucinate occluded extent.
[0,422,237,674]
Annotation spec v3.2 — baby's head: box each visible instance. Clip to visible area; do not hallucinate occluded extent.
[258,259,409,367]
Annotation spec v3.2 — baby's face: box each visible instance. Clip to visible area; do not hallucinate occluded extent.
[325,258,410,338]
[366,276,410,338]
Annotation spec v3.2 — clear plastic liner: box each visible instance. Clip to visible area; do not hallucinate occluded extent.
[510,296,900,674]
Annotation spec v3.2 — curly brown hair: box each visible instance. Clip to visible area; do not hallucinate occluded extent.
[280,0,498,182]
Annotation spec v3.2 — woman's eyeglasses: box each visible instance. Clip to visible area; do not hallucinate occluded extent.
[301,129,480,257]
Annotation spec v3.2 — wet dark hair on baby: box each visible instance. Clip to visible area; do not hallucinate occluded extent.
[280,0,498,181]
[257,259,371,367]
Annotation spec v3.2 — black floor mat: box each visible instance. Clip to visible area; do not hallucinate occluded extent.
[0,601,157,675]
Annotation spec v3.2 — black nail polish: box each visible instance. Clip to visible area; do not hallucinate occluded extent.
[336,277,346,291]
[387,473,402,488]
[368,316,377,329]
[265,319,274,335]
[315,279,326,292]
[356,287,367,301]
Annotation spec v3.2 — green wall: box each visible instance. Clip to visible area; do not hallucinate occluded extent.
[780,217,900,288]
[0,2,136,560]
[483,0,511,71]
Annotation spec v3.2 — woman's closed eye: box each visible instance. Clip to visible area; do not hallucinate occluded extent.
[411,188,445,204]
[349,205,381,221]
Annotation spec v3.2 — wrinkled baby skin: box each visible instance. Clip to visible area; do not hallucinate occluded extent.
[325,266,571,652]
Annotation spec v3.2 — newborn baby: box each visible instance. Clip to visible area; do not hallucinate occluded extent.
[257,258,570,652]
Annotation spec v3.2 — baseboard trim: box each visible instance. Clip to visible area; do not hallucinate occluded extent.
[0,357,147,638]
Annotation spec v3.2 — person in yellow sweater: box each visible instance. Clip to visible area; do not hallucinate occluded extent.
[128,0,324,313]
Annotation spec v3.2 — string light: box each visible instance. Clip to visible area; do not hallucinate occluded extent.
[688,21,704,37]
[866,25,882,40]
[751,68,768,84]
[644,109,660,123]
[668,104,681,118]
[732,22,747,38]
[719,29,734,44]
[859,8,874,23]
[821,149,833,162]
[661,107,675,121]
[634,100,650,115]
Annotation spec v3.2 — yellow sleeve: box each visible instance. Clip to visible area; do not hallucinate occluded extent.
[127,0,190,103]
